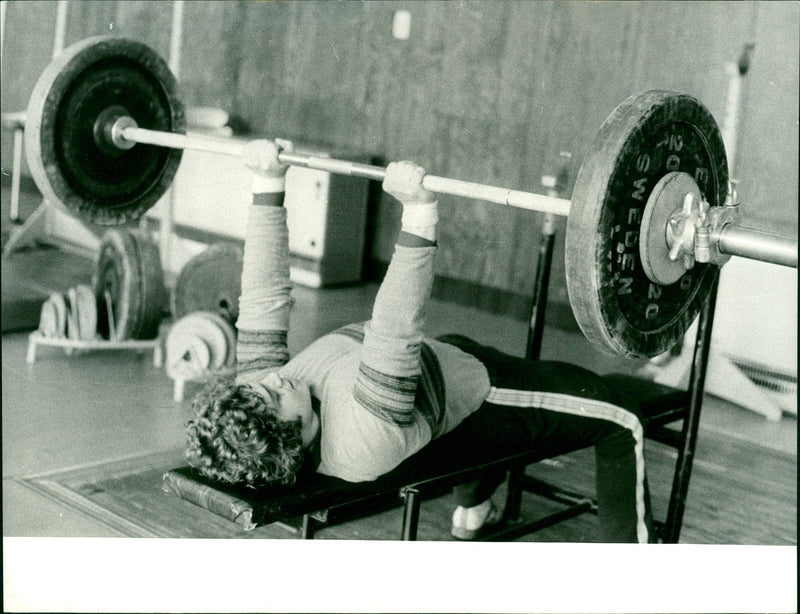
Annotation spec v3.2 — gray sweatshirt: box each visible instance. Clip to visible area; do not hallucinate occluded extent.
[235,203,490,482]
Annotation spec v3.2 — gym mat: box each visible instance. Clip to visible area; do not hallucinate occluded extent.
[15,448,465,541]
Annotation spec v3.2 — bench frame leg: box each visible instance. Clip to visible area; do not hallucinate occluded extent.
[299,514,316,539]
[662,276,718,544]
[506,467,524,521]
[400,486,421,541]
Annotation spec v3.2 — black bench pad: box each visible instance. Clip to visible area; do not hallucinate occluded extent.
[162,419,576,531]
[163,374,687,532]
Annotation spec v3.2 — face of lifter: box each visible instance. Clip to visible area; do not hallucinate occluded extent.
[253,371,319,448]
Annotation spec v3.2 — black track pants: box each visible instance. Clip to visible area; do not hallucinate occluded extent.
[437,335,654,543]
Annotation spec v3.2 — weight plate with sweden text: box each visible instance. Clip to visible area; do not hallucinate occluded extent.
[93,228,167,340]
[565,90,728,358]
[25,35,185,225]
[171,243,243,324]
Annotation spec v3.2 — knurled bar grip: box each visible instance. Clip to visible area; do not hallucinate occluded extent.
[283,151,572,216]
[120,125,572,217]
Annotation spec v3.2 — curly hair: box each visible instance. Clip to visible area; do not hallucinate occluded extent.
[185,377,305,487]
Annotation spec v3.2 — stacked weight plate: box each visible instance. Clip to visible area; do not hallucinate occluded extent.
[66,284,99,341]
[93,228,167,340]
[171,243,243,324]
[166,244,242,382]
[38,292,68,339]
[37,284,99,341]
[165,311,237,381]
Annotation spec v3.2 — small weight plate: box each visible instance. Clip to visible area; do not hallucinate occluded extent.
[38,300,59,338]
[65,288,80,341]
[127,229,167,339]
[168,313,228,371]
[639,171,703,286]
[166,333,212,381]
[39,293,67,338]
[94,229,138,340]
[25,35,184,225]
[186,312,228,370]
[93,228,165,340]
[199,310,238,367]
[171,243,243,323]
[566,90,728,358]
[70,284,99,340]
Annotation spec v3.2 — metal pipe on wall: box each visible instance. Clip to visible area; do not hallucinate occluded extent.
[157,0,185,274]
[53,0,68,58]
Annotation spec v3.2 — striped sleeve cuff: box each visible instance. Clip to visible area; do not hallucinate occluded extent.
[236,329,290,375]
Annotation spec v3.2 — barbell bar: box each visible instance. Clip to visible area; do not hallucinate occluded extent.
[112,117,796,269]
[24,35,799,359]
[111,119,572,218]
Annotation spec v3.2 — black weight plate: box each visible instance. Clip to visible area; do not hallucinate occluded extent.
[171,243,243,324]
[93,228,165,340]
[25,35,184,225]
[566,91,727,358]
[94,229,139,340]
[127,229,167,339]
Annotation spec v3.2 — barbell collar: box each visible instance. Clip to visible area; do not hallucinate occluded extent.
[118,123,572,216]
[717,225,798,268]
[106,114,138,151]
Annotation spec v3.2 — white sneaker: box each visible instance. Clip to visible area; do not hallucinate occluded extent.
[450,499,503,540]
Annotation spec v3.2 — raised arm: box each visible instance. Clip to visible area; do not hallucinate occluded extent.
[235,139,295,381]
[354,161,439,426]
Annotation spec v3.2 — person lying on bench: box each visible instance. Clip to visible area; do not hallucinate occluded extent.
[186,139,654,542]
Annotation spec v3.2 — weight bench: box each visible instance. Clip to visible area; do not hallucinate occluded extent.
[159,216,600,541]
[162,211,718,542]
[162,414,600,540]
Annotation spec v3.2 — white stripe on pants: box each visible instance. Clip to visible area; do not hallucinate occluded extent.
[485,386,649,544]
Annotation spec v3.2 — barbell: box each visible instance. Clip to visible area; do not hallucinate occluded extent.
[23,35,798,359]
